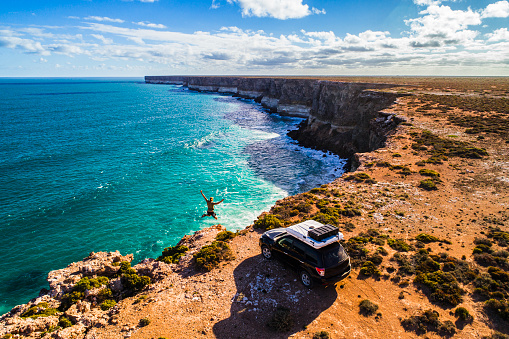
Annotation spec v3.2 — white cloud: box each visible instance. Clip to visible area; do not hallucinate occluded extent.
[481,0,509,18]
[133,21,167,29]
[84,16,125,23]
[227,0,325,20]
[91,34,113,44]
[486,27,509,41]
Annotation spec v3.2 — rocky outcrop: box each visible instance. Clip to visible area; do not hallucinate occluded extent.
[145,76,404,163]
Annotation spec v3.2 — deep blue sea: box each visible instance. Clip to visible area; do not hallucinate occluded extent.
[0,78,346,314]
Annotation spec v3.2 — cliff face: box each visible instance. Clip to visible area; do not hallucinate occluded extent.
[145,76,403,163]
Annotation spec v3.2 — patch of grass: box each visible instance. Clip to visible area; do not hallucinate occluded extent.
[359,299,379,316]
[267,307,293,332]
[254,214,283,230]
[422,93,509,115]
[157,245,189,264]
[194,241,234,271]
[411,130,488,162]
[343,222,355,232]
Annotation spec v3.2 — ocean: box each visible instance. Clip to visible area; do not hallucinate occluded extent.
[0,78,346,314]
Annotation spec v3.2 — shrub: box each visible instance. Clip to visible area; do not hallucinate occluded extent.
[377,247,389,256]
[344,172,376,184]
[388,239,412,252]
[419,179,438,191]
[360,261,381,277]
[454,307,473,321]
[74,276,109,292]
[485,299,509,321]
[313,331,330,339]
[139,317,151,327]
[20,303,59,319]
[419,169,440,178]
[100,299,117,311]
[58,316,73,328]
[216,230,236,242]
[416,233,440,243]
[401,309,456,337]
[194,241,234,271]
[157,245,189,264]
[344,222,355,232]
[482,332,509,339]
[359,299,379,316]
[267,307,293,332]
[122,273,151,292]
[254,214,282,230]
[414,270,464,306]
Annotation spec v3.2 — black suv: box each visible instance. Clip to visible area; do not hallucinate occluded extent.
[259,228,351,288]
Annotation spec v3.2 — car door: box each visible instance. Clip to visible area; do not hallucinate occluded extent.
[273,236,299,267]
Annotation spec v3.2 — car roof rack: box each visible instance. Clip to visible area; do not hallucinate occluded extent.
[286,220,343,249]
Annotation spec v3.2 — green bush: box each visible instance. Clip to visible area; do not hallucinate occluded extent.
[157,245,189,264]
[359,299,379,316]
[122,274,151,291]
[216,230,237,242]
[194,241,234,271]
[254,214,282,230]
[20,303,59,319]
[100,299,117,311]
[344,172,376,184]
[416,233,440,243]
[419,179,438,191]
[414,270,464,306]
[419,169,440,178]
[486,299,509,321]
[360,261,381,277]
[454,307,473,321]
[388,239,412,252]
[58,316,73,328]
[74,276,109,292]
[401,309,456,337]
[267,307,293,332]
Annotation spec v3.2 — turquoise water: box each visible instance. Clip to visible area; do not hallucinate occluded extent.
[0,78,346,314]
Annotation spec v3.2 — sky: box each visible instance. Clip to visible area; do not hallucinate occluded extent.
[0,0,508,77]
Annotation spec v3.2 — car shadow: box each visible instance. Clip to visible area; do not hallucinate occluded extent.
[212,255,338,339]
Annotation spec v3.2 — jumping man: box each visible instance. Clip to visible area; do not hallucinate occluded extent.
[200,190,224,220]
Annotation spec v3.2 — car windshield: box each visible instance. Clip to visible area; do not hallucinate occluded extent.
[321,244,348,267]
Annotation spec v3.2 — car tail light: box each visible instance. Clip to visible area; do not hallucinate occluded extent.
[315,267,325,276]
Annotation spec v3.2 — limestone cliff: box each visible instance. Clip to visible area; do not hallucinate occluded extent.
[145,76,404,164]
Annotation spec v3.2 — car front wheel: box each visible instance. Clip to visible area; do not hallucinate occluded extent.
[261,245,272,260]
[300,270,314,289]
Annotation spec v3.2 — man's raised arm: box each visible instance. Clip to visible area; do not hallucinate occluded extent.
[200,190,207,201]
[213,198,225,205]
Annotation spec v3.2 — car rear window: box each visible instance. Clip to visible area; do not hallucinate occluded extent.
[321,244,348,267]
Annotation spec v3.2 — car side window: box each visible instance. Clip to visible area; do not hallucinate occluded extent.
[277,237,293,250]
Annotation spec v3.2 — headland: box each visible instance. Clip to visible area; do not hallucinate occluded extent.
[1,76,508,339]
